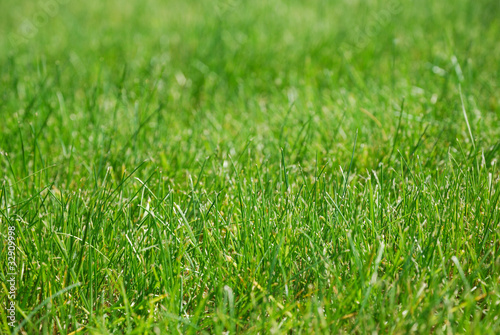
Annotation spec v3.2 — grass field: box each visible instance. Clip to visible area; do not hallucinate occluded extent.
[1,0,500,333]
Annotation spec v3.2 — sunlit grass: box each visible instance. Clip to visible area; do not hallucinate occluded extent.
[1,0,500,333]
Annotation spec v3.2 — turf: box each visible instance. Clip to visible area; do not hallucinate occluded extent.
[1,0,500,333]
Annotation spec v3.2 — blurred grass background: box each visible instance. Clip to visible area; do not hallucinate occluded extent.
[1,0,499,175]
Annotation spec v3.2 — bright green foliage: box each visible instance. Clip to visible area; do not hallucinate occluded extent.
[1,0,500,333]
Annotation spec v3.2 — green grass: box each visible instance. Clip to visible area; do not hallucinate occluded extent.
[1,0,500,333]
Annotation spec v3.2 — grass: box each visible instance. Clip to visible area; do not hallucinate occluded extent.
[1,0,500,333]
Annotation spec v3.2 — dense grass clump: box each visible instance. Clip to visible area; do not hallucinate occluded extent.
[1,0,500,333]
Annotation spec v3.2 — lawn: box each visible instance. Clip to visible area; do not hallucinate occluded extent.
[1,0,500,333]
